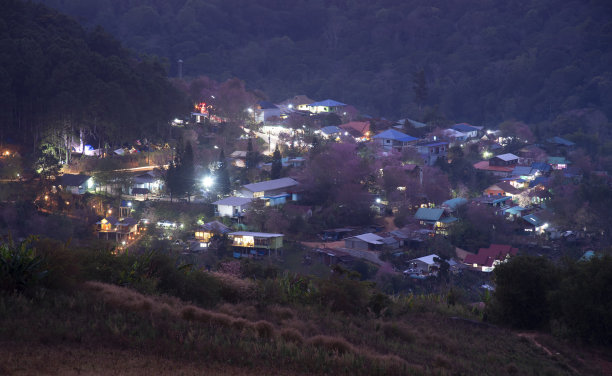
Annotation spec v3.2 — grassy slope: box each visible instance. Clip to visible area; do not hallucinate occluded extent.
[0,281,602,376]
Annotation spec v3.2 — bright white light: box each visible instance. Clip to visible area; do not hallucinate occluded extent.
[247,108,253,113]
[376,198,381,203]
[214,145,219,149]
[121,241,126,245]
[288,104,293,109]
[202,176,214,189]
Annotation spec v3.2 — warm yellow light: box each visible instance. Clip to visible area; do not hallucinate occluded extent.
[44,195,49,201]
[65,201,70,205]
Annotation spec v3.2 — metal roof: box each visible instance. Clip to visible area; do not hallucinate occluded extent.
[320,125,342,135]
[213,196,253,206]
[409,254,441,265]
[512,166,536,176]
[493,153,519,161]
[229,231,283,238]
[414,208,445,221]
[242,177,298,193]
[347,233,385,244]
[452,123,479,132]
[522,214,544,227]
[373,129,418,142]
[442,197,468,210]
[309,99,346,107]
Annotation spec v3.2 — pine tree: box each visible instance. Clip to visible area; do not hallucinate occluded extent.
[271,146,282,179]
[217,148,231,195]
[165,160,179,202]
[246,138,256,169]
[413,68,428,111]
[182,142,195,201]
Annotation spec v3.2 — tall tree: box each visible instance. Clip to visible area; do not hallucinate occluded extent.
[413,68,428,112]
[271,146,282,179]
[216,148,231,196]
[182,142,196,201]
[246,138,257,170]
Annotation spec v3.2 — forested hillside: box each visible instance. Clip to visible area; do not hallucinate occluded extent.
[0,0,187,149]
[37,0,612,123]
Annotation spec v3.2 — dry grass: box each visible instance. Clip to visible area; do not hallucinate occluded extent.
[307,335,355,355]
[0,343,300,376]
[279,328,304,344]
[3,281,598,376]
[253,320,276,339]
[381,322,416,343]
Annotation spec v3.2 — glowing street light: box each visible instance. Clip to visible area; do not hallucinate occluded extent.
[247,108,253,113]
[202,176,214,189]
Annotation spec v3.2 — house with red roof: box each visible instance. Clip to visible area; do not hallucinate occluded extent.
[339,121,371,141]
[463,244,518,272]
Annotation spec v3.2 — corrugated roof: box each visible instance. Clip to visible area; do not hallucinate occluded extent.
[531,162,552,173]
[242,177,298,193]
[348,233,385,244]
[229,231,283,238]
[547,156,570,165]
[410,254,441,265]
[442,197,468,210]
[199,221,232,234]
[493,153,519,161]
[373,129,418,142]
[452,123,478,132]
[309,99,346,107]
[213,197,253,206]
[522,214,544,227]
[414,208,444,221]
[512,166,535,176]
[320,125,342,135]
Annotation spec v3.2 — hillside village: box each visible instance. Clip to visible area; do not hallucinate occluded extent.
[3,91,609,301]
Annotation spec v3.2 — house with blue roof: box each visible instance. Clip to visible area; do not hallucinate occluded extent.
[442,197,468,213]
[373,129,418,151]
[521,213,547,234]
[319,125,342,139]
[415,207,457,235]
[512,166,538,181]
[546,136,575,147]
[451,123,479,138]
[307,99,347,114]
[531,162,552,174]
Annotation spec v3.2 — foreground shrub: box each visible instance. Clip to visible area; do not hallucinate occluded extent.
[0,237,47,292]
[307,335,355,355]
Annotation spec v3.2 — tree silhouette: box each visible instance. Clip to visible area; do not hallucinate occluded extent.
[216,148,231,195]
[271,146,282,179]
[413,69,428,112]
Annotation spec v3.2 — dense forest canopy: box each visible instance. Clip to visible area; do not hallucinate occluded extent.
[37,0,612,124]
[0,0,187,151]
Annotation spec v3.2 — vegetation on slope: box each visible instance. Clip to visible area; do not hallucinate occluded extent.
[0,0,188,149]
[1,237,609,375]
[38,0,612,123]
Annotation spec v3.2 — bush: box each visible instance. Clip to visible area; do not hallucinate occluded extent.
[316,277,369,314]
[0,237,47,292]
[487,255,559,329]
